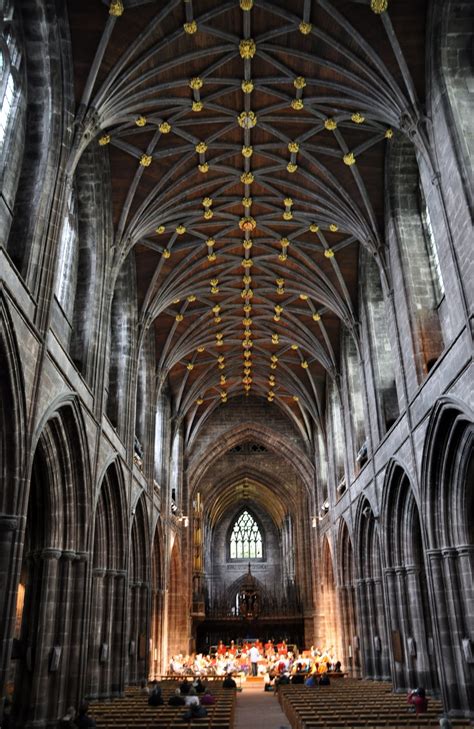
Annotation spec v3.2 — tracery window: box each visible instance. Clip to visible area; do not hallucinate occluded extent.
[229,510,263,560]
[0,28,21,152]
[419,186,445,304]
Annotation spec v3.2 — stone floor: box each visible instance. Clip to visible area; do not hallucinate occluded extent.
[234,683,290,729]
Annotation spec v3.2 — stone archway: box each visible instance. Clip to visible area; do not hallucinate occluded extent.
[421,399,474,716]
[337,519,361,678]
[321,537,339,664]
[382,462,438,694]
[11,402,90,725]
[127,493,150,686]
[0,300,27,703]
[150,519,165,678]
[87,461,128,700]
[167,540,188,660]
[355,497,390,681]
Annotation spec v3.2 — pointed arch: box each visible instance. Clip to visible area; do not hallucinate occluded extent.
[354,495,390,680]
[128,492,151,685]
[87,459,128,700]
[11,399,92,723]
[321,536,339,664]
[168,539,188,659]
[420,398,474,714]
[0,296,26,514]
[381,460,438,694]
[421,397,474,550]
[336,518,360,678]
[150,516,165,677]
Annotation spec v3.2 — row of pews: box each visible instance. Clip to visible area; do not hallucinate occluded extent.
[277,679,471,729]
[89,678,236,729]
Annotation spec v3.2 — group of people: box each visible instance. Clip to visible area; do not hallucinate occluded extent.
[169,641,341,679]
[139,675,235,720]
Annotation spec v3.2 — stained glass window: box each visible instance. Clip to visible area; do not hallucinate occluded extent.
[230,510,263,559]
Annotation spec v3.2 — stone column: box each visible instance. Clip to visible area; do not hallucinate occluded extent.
[356,578,372,678]
[395,567,413,690]
[384,567,404,690]
[442,548,470,712]
[29,548,62,725]
[373,577,390,680]
[456,546,474,714]
[426,550,458,710]
[0,514,20,711]
[102,569,116,698]
[366,578,378,679]
[54,550,75,717]
[139,582,149,681]
[88,568,105,699]
[67,552,88,708]
[405,566,433,690]
[111,570,126,697]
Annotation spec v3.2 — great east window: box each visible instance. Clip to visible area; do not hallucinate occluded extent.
[229,510,263,560]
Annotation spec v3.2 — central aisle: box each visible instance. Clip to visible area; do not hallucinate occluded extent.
[234,684,290,729]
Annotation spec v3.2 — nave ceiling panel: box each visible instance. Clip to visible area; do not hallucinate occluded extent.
[68,0,427,443]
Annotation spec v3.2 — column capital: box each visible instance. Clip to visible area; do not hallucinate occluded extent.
[61,550,77,561]
[0,514,19,531]
[41,548,62,560]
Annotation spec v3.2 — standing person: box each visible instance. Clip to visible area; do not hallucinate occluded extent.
[249,643,260,676]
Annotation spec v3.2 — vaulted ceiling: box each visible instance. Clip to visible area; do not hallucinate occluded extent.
[68,0,426,443]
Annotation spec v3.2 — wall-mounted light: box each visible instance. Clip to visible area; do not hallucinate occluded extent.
[311,516,317,528]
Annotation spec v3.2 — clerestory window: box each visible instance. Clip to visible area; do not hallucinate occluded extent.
[229,510,263,560]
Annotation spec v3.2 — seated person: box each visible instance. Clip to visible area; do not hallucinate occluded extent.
[75,702,96,729]
[180,677,191,695]
[304,673,317,687]
[184,687,200,706]
[223,673,237,689]
[148,684,164,706]
[193,678,206,694]
[182,703,208,721]
[408,688,428,714]
[200,690,216,705]
[168,688,186,706]
[318,673,330,686]
[334,661,342,673]
[291,663,305,684]
[264,672,276,692]
[139,679,150,695]
[275,672,290,686]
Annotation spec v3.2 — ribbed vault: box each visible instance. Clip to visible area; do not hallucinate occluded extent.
[204,475,289,529]
[68,0,427,442]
